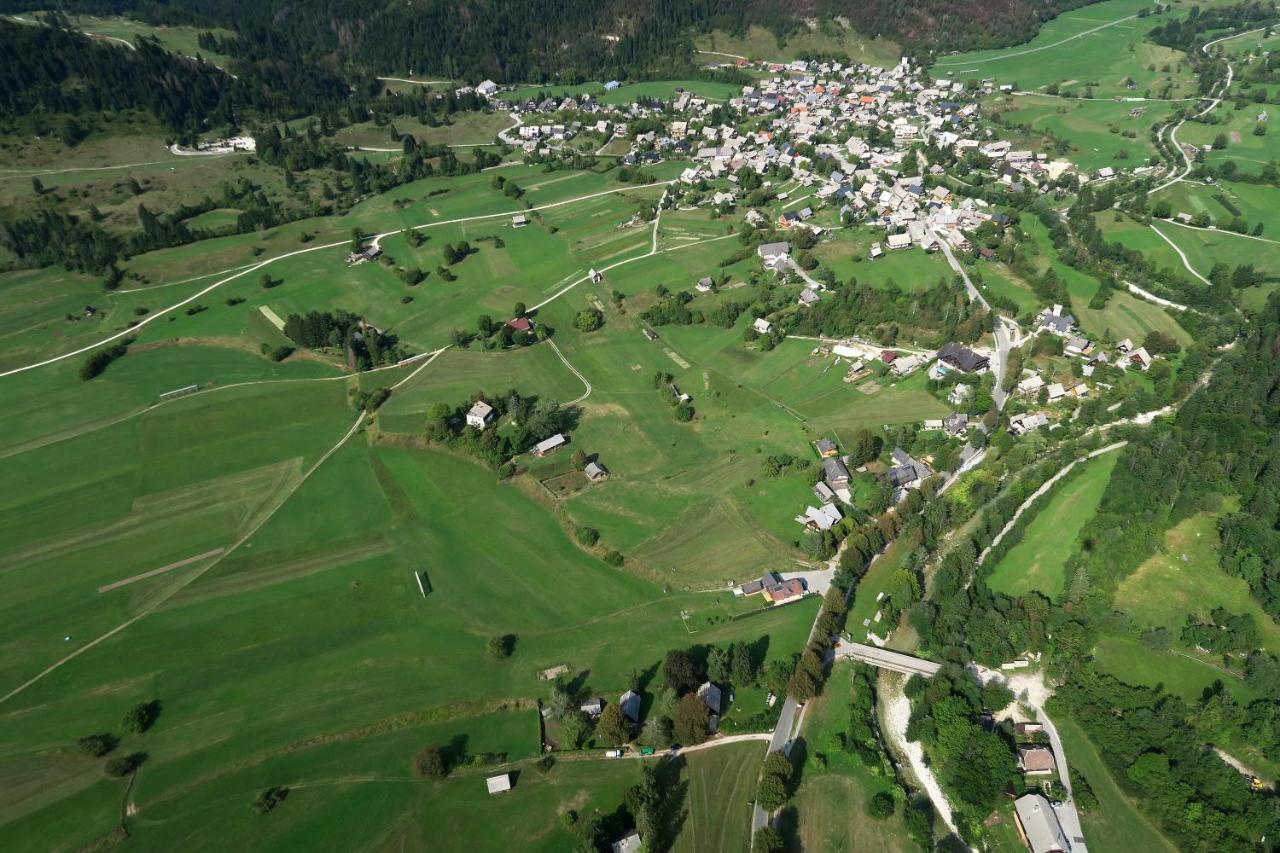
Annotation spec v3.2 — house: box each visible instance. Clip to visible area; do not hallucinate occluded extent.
[532,433,567,457]
[589,268,604,283]
[696,276,714,292]
[1128,346,1152,370]
[1047,382,1066,402]
[585,461,609,481]
[764,577,806,604]
[507,316,533,332]
[1064,336,1091,356]
[1036,305,1075,336]
[821,457,851,487]
[949,383,973,405]
[936,342,990,374]
[1018,375,1046,395]
[1015,721,1045,737]
[757,241,790,261]
[1010,412,1050,435]
[869,241,884,259]
[880,350,898,364]
[1115,338,1133,354]
[466,400,496,430]
[1013,793,1071,853]
[799,504,842,531]
[476,79,499,97]
[612,830,642,853]
[486,774,513,795]
[888,448,931,488]
[753,318,774,335]
[799,288,820,306]
[580,697,605,717]
[813,481,836,503]
[1019,746,1057,776]
[618,690,641,724]
[512,214,529,228]
[815,438,839,458]
[944,412,969,436]
[886,232,912,250]
[697,681,723,715]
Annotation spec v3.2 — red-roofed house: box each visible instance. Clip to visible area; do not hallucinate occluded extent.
[506,317,533,332]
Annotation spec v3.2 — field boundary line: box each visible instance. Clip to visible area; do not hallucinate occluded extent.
[97,549,225,593]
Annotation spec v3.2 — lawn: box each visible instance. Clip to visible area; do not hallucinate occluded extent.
[331,112,515,149]
[1179,101,1280,176]
[788,661,917,852]
[931,0,1196,99]
[1090,635,1255,704]
[670,742,764,853]
[1115,505,1280,653]
[812,231,955,292]
[987,451,1119,599]
[974,262,1041,315]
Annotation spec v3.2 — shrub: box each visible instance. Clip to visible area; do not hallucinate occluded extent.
[575,526,600,547]
[868,790,896,819]
[104,753,142,777]
[253,786,289,814]
[76,733,117,758]
[412,744,447,779]
[121,700,159,734]
[486,634,515,659]
[603,550,624,567]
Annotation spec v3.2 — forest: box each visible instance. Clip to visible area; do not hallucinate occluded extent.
[0,0,1106,88]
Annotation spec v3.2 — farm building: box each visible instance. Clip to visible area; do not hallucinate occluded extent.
[532,434,567,456]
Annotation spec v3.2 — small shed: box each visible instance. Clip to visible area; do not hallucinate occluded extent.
[486,773,512,795]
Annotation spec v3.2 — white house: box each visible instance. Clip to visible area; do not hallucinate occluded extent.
[753,318,773,335]
[466,400,495,430]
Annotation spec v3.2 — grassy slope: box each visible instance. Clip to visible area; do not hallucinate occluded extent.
[987,451,1119,599]
[670,742,764,853]
[789,662,916,851]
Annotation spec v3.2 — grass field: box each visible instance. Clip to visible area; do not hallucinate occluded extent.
[1179,103,1280,176]
[1115,506,1280,653]
[696,24,899,67]
[974,262,1041,315]
[789,662,916,851]
[1023,218,1191,344]
[1091,635,1256,703]
[991,95,1178,170]
[504,79,745,106]
[813,233,955,292]
[9,12,233,64]
[987,452,1119,599]
[0,296,825,849]
[331,112,515,149]
[932,0,1195,99]
[670,742,764,853]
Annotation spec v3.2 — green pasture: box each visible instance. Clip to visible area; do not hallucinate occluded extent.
[973,263,1041,314]
[1091,635,1255,704]
[1179,102,1280,176]
[331,112,515,149]
[42,12,234,63]
[504,79,743,106]
[813,234,954,293]
[992,95,1177,170]
[790,662,916,851]
[987,451,1119,599]
[1023,218,1190,344]
[670,742,764,853]
[931,0,1195,98]
[696,24,900,68]
[1151,177,1280,235]
[1114,506,1280,653]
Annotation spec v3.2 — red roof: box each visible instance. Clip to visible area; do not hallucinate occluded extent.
[506,317,532,332]
[880,350,898,363]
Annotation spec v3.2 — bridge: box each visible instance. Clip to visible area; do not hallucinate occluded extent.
[835,641,942,677]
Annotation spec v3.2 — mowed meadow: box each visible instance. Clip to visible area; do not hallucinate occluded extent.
[0,161,885,849]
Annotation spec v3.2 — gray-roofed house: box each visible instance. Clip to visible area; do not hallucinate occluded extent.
[888,448,931,488]
[612,830,642,853]
[697,681,723,714]
[466,400,496,430]
[585,461,609,481]
[1012,793,1071,853]
[532,433,567,457]
[821,457,851,487]
[944,412,969,436]
[815,438,839,458]
[936,342,990,374]
[580,697,604,717]
[756,241,791,260]
[618,690,641,724]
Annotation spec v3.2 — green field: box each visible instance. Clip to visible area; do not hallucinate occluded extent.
[790,663,916,851]
[1179,102,1280,176]
[991,95,1178,170]
[671,742,764,853]
[813,233,955,292]
[695,24,900,68]
[1115,507,1280,653]
[987,451,1119,599]
[1091,635,1255,704]
[1023,218,1191,345]
[10,12,233,64]
[932,0,1195,99]
[504,79,745,106]
[331,112,515,149]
